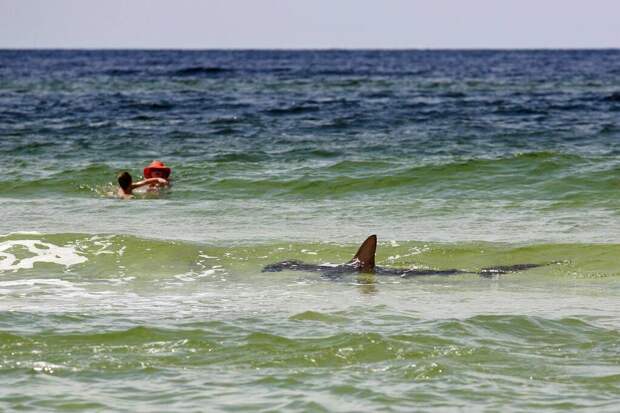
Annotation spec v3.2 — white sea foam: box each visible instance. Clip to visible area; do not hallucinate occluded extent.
[0,231,43,237]
[0,278,78,288]
[31,361,66,374]
[0,240,87,271]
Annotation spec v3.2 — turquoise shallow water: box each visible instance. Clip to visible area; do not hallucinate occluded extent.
[1,50,620,411]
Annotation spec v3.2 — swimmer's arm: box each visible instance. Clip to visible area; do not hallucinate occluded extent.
[131,177,167,189]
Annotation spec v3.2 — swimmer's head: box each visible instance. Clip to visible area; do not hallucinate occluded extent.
[117,171,133,192]
[144,160,171,180]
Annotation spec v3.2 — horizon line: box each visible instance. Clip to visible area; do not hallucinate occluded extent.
[1,46,619,52]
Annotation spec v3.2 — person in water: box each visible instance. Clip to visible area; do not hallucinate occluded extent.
[116,171,167,199]
[142,160,171,192]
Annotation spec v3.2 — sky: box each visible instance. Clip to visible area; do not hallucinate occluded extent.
[0,0,619,49]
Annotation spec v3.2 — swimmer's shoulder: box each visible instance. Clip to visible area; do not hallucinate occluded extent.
[117,188,133,199]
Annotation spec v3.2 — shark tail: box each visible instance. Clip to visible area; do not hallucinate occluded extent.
[478,262,550,277]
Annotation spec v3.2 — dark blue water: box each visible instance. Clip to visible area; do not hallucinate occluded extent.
[2,50,619,156]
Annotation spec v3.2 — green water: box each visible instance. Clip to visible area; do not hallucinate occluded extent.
[1,234,619,411]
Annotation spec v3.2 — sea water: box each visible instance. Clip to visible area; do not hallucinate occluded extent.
[0,50,619,411]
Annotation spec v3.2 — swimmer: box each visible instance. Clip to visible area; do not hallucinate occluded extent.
[143,160,171,192]
[116,171,167,199]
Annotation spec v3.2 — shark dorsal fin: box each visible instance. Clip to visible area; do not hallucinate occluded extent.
[349,235,377,272]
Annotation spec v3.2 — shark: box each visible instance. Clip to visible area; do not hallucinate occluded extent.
[262,235,546,278]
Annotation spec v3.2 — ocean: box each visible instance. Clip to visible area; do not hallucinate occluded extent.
[0,49,619,411]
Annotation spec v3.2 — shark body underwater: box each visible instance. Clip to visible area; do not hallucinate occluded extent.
[262,235,546,278]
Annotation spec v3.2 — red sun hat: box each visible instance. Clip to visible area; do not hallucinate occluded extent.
[143,160,171,179]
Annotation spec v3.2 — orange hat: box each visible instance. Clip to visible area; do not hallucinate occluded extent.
[143,160,171,179]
